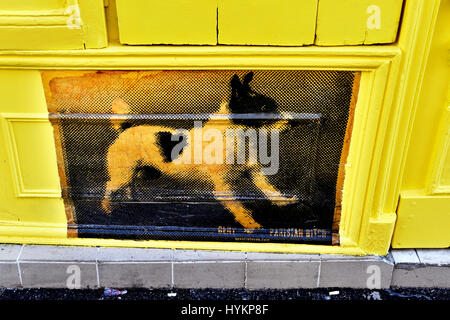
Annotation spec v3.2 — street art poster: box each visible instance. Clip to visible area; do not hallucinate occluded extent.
[41,70,360,245]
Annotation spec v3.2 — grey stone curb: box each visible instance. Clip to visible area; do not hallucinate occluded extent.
[0,245,448,289]
[391,249,450,288]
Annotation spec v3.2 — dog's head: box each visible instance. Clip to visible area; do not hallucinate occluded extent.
[228,72,279,126]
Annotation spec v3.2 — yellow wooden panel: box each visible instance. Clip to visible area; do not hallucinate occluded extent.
[218,0,317,46]
[0,0,107,50]
[116,0,217,45]
[316,0,403,45]
[0,70,66,232]
[392,193,450,248]
[78,0,108,49]
[0,26,84,50]
[3,118,61,196]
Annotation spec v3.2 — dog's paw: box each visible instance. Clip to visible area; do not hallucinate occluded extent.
[274,194,297,206]
[101,198,112,214]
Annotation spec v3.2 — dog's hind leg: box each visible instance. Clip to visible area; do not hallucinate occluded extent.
[212,177,261,229]
[101,134,140,214]
[251,169,297,206]
[102,166,134,214]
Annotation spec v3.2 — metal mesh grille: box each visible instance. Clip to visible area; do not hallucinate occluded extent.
[43,70,358,244]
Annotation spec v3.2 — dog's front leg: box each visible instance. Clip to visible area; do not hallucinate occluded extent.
[101,132,138,214]
[251,170,297,206]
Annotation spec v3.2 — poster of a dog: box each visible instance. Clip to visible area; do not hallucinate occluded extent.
[41,70,360,244]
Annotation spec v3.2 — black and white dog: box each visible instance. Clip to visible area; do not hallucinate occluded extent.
[101,72,298,228]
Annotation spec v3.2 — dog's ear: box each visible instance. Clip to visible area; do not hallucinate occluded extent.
[231,74,242,96]
[111,98,131,131]
[243,72,254,86]
[231,74,241,89]
[112,97,130,114]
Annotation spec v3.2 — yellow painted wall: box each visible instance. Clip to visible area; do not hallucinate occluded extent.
[0,70,67,237]
[393,0,450,248]
[0,0,447,254]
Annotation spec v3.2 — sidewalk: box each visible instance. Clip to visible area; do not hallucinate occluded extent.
[0,244,448,289]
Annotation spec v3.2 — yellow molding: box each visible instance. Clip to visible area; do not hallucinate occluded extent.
[0,53,401,255]
[0,226,366,255]
[0,0,68,12]
[0,49,402,255]
[360,213,397,255]
[428,107,450,194]
[0,45,401,71]
[0,44,402,57]
[402,0,450,195]
[0,16,69,27]
[380,0,442,213]
[0,10,67,17]
[340,63,393,245]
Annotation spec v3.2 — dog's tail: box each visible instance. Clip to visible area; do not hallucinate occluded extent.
[111,97,131,131]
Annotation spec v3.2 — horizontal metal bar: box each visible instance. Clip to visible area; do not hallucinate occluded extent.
[48,112,322,121]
